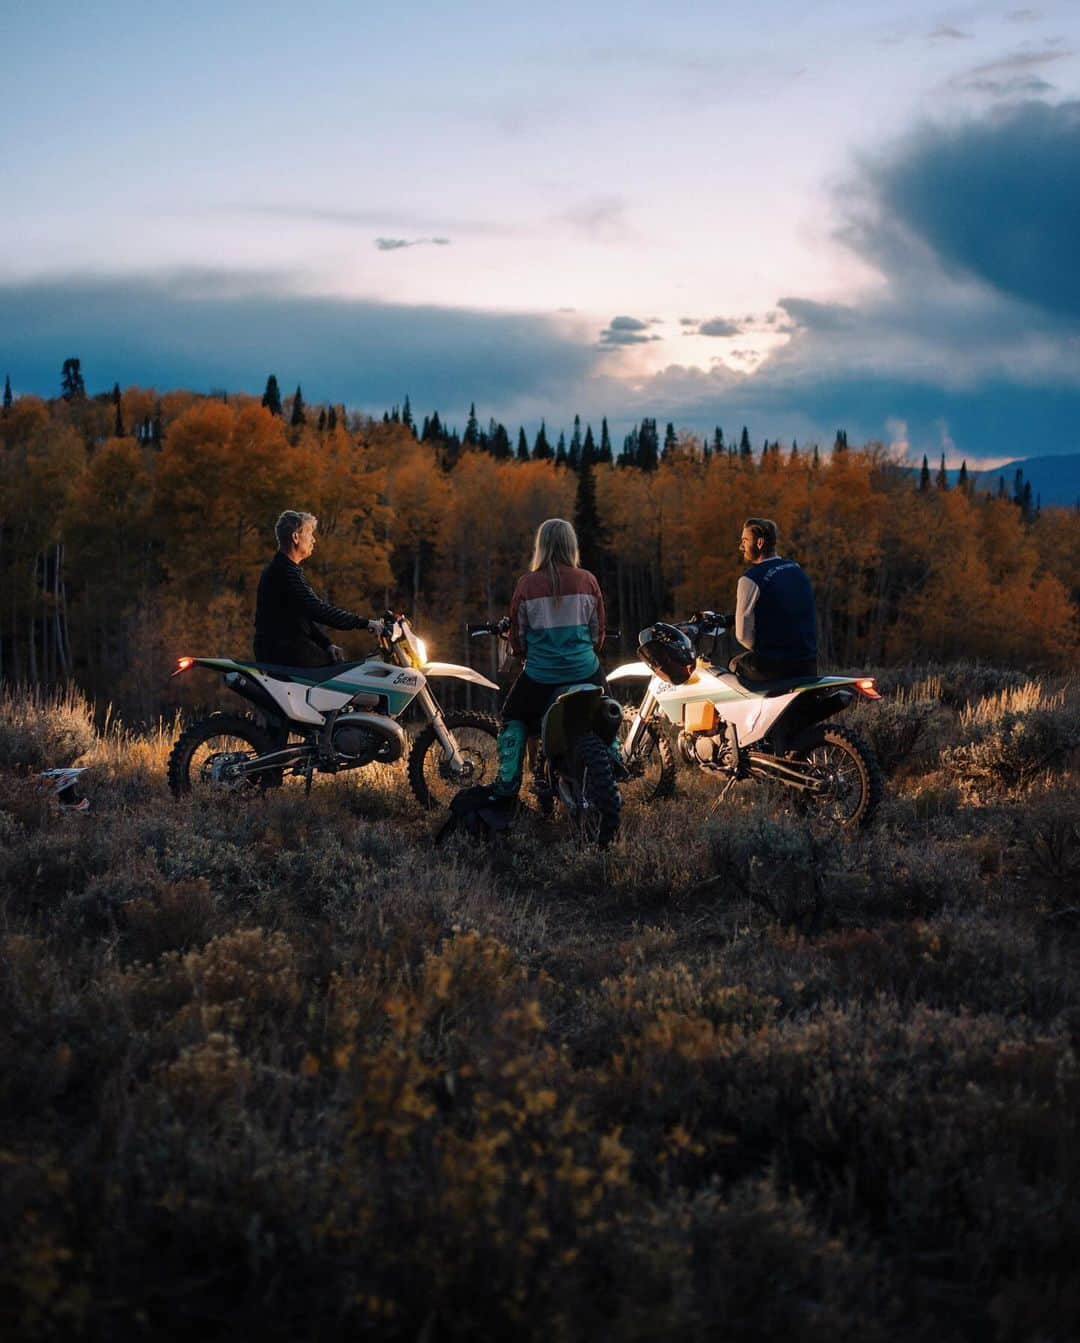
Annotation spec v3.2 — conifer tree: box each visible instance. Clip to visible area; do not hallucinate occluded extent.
[402,395,415,435]
[290,385,306,427]
[619,427,639,467]
[3,373,12,411]
[957,460,968,493]
[1013,468,1025,507]
[638,418,659,471]
[464,402,480,447]
[328,406,338,431]
[318,408,327,432]
[712,426,724,456]
[1021,480,1033,520]
[555,432,567,467]
[582,424,596,465]
[936,453,948,490]
[573,445,606,573]
[919,455,931,492]
[261,374,282,416]
[569,415,582,471]
[833,428,848,454]
[790,439,799,461]
[599,417,613,463]
[517,427,530,461]
[812,443,820,469]
[490,422,512,460]
[662,421,677,460]
[61,357,85,401]
[739,425,752,460]
[112,383,125,437]
[533,421,553,460]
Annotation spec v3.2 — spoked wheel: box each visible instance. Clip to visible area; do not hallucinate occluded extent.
[572,732,622,846]
[408,711,501,809]
[787,724,883,828]
[167,714,274,799]
[618,710,676,805]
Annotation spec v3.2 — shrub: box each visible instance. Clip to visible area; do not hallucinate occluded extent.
[0,685,96,771]
[941,704,1080,795]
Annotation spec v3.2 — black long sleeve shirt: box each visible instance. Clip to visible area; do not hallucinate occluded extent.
[253,552,363,666]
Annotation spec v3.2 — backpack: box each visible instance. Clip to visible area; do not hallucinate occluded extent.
[435,786,517,845]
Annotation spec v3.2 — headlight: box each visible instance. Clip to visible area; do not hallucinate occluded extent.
[414,638,428,666]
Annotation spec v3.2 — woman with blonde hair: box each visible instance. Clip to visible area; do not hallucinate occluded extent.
[492,518,609,797]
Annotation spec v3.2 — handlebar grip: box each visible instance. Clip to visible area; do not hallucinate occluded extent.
[467,623,490,636]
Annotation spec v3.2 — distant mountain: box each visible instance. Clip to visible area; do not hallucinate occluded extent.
[973,455,1080,510]
[900,453,1080,508]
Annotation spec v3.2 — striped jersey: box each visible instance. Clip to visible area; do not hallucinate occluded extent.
[509,565,605,684]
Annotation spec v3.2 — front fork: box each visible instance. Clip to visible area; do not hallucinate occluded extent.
[416,685,468,772]
[621,686,659,758]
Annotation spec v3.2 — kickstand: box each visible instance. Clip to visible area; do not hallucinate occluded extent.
[710,772,740,813]
[304,762,314,796]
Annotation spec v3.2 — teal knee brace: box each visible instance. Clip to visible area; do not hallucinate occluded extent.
[493,720,528,796]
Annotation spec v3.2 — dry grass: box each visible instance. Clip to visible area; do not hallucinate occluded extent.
[2,670,1079,1341]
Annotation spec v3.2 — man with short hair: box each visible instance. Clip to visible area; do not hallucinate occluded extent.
[730,517,818,681]
[254,511,367,666]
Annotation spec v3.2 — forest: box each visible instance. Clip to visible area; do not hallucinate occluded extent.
[1,366,1078,723]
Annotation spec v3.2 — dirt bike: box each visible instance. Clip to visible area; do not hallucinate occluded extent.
[167,611,500,808]
[467,618,624,845]
[611,613,884,828]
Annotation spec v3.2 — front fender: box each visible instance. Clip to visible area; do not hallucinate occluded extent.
[422,661,500,692]
[608,660,653,681]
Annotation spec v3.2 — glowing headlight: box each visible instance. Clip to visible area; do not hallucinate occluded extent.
[414,638,428,666]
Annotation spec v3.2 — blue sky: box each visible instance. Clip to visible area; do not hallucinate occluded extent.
[2,0,1079,464]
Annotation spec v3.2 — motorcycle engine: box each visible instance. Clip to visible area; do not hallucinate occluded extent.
[330,711,406,766]
[332,723,381,764]
[679,730,730,769]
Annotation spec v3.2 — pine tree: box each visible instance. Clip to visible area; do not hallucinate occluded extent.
[1021,480,1033,520]
[833,428,848,454]
[997,475,1006,500]
[573,446,606,573]
[638,418,659,471]
[619,428,639,467]
[739,425,752,460]
[112,383,125,437]
[261,374,282,416]
[3,373,12,412]
[464,402,480,447]
[555,432,567,467]
[790,439,799,461]
[491,422,512,460]
[61,358,85,401]
[712,426,724,456]
[812,444,820,469]
[599,418,613,464]
[422,411,444,443]
[1013,468,1025,507]
[957,460,968,492]
[328,405,338,431]
[662,421,677,461]
[582,424,596,465]
[533,421,553,460]
[402,395,415,435]
[318,408,327,432]
[919,455,931,492]
[517,427,530,461]
[569,415,582,471]
[290,385,306,427]
[936,453,948,490]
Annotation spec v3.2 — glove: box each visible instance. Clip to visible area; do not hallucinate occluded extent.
[329,644,346,663]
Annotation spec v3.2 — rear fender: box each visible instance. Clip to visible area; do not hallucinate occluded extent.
[541,685,609,759]
[770,688,855,754]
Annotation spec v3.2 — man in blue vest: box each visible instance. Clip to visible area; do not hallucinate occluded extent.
[730,517,818,681]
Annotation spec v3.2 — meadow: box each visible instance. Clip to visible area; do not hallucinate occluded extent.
[2,667,1079,1341]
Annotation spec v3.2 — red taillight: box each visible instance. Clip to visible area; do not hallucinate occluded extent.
[855,678,881,700]
[172,656,195,677]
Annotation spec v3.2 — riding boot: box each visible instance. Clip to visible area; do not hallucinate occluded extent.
[492,720,528,797]
[608,736,630,780]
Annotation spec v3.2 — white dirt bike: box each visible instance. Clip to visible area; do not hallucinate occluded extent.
[611,613,884,828]
[167,611,500,809]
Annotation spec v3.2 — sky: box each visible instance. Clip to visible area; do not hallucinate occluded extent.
[2,0,1080,465]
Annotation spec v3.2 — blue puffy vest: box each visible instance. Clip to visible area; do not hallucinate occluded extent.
[744,557,818,662]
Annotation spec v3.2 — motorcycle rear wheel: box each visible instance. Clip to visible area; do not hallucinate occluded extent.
[408,711,501,809]
[167,714,274,799]
[574,731,622,846]
[786,724,883,828]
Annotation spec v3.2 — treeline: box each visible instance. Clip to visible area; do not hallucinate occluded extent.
[1,374,1078,721]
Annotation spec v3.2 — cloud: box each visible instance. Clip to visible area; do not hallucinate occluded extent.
[1006,9,1040,22]
[946,47,1068,94]
[927,24,972,40]
[374,236,451,251]
[558,196,636,243]
[866,99,1080,319]
[234,202,508,236]
[598,315,663,347]
[697,317,742,338]
[0,270,598,421]
[679,317,699,326]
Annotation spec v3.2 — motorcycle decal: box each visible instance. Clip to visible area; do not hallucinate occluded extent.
[393,671,419,686]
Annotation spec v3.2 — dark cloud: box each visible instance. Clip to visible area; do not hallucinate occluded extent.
[697,317,742,337]
[598,314,663,347]
[0,270,597,416]
[679,317,698,326]
[374,237,451,251]
[868,100,1080,319]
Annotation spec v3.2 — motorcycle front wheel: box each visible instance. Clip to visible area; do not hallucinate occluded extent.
[408,711,501,809]
[167,713,274,799]
[619,711,676,804]
[574,732,622,846]
[786,724,883,828]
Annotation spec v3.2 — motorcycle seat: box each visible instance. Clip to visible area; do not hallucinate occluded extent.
[734,671,826,697]
[248,660,367,683]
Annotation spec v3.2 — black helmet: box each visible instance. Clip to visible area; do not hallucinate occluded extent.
[637,622,695,685]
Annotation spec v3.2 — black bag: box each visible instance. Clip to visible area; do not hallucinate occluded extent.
[435,786,517,844]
